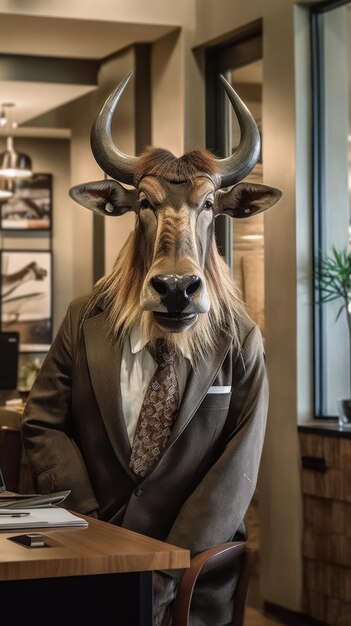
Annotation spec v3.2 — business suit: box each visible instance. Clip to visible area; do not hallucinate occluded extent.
[21,295,268,625]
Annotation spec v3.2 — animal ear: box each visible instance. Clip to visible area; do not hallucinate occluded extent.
[216,182,282,218]
[69,179,138,216]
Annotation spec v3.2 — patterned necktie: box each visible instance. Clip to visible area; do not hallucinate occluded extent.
[129,339,179,478]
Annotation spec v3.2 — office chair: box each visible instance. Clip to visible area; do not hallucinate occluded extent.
[171,541,256,626]
[0,425,22,493]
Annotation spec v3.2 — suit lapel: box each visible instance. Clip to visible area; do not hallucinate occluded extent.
[83,312,137,480]
[169,331,232,446]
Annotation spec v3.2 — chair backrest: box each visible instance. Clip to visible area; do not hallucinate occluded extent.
[171,541,256,626]
[0,425,22,493]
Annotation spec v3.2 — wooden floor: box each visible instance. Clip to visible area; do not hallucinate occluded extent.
[245,607,283,625]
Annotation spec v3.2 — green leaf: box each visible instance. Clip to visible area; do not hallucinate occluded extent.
[314,246,351,326]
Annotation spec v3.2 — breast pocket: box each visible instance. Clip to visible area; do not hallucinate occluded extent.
[198,387,232,411]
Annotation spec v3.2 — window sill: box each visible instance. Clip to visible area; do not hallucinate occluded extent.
[298,420,351,438]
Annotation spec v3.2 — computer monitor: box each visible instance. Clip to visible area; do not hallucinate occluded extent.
[0,331,19,390]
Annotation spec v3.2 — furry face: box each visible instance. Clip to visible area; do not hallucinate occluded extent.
[137,176,214,332]
[70,159,281,357]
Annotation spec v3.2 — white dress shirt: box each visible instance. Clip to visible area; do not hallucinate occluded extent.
[120,326,191,444]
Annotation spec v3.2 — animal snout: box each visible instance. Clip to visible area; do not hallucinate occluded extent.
[151,274,201,311]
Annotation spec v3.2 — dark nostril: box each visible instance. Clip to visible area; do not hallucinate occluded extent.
[186,277,201,295]
[151,274,201,301]
[151,276,168,295]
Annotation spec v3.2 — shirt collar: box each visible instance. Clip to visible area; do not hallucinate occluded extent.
[130,325,148,354]
[129,325,191,360]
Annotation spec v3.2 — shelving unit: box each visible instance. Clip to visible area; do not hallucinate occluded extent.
[299,428,351,625]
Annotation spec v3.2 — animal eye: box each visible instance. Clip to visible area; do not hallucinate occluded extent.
[140,198,152,209]
[203,199,214,210]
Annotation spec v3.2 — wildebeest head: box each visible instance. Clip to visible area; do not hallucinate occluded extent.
[70,73,281,358]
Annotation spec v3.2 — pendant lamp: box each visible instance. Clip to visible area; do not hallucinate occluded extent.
[0,103,32,179]
[0,177,13,199]
[0,106,7,127]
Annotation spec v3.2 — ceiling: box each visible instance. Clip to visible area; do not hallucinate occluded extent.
[0,13,174,136]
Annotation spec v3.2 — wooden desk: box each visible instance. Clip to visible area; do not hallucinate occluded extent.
[0,514,190,625]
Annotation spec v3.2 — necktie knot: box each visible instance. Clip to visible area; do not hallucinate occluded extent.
[149,339,177,367]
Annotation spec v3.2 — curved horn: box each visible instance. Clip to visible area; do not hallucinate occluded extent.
[217,74,261,188]
[90,72,139,185]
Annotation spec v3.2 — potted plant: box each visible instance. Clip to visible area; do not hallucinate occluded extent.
[315,246,351,427]
[18,356,42,392]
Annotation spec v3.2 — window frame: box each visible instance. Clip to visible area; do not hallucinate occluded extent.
[311,0,351,419]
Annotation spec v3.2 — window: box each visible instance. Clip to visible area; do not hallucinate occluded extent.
[312,0,351,418]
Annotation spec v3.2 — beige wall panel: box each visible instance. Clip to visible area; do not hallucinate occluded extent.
[152,30,185,157]
[69,100,98,300]
[259,3,302,613]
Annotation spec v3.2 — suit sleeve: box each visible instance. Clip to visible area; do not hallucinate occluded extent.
[165,323,268,562]
[21,301,99,515]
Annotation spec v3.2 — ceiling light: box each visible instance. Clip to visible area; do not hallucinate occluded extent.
[241,234,264,241]
[0,136,32,178]
[0,108,7,128]
[0,103,32,179]
[0,178,13,199]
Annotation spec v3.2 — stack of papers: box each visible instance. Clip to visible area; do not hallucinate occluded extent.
[0,507,88,530]
[0,490,71,509]
[0,490,88,530]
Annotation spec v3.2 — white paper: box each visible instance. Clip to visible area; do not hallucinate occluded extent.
[0,507,88,530]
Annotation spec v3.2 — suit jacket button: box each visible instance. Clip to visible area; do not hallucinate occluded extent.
[134,488,143,496]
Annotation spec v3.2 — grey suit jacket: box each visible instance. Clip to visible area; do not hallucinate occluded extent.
[21,296,268,575]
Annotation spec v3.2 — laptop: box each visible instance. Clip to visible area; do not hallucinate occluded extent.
[0,331,21,405]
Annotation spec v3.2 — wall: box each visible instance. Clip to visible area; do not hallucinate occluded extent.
[152,30,185,157]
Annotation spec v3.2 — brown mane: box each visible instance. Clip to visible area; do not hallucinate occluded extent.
[134,147,219,184]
